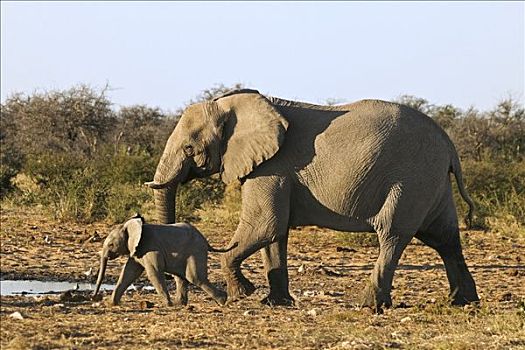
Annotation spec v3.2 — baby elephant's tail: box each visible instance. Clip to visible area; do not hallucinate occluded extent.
[208,242,238,253]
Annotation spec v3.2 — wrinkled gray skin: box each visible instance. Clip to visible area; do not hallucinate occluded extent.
[146,89,479,311]
[93,216,235,306]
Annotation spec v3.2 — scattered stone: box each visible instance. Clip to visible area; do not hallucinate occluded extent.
[340,340,352,348]
[341,340,370,350]
[396,302,409,309]
[9,311,24,320]
[59,291,73,302]
[499,292,512,302]
[297,264,305,273]
[400,316,411,323]
[83,267,93,277]
[92,302,102,307]
[384,341,402,348]
[59,290,90,302]
[139,300,154,309]
[391,331,402,339]
[243,310,255,316]
[81,231,102,245]
[324,290,345,297]
[463,304,477,313]
[336,246,357,253]
[307,308,318,317]
[319,267,343,277]
[92,294,103,302]
[303,290,315,297]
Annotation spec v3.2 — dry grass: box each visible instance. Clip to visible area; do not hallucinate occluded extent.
[1,205,524,349]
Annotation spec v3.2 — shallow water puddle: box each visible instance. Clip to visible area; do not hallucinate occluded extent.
[0,280,114,296]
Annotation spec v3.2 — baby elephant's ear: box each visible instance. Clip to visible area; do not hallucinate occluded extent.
[125,218,143,257]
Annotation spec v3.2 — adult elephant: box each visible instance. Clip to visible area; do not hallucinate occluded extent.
[145,89,479,310]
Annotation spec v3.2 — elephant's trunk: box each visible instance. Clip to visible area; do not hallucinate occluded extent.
[93,255,108,297]
[148,145,184,224]
[153,185,177,224]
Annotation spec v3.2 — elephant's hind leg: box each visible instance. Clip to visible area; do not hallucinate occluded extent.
[416,200,479,305]
[362,183,420,311]
[186,256,227,306]
[361,232,412,312]
[173,276,189,306]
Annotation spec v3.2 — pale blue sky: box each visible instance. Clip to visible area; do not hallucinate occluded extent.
[1,2,524,111]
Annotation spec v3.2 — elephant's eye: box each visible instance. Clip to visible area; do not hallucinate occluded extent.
[183,145,194,157]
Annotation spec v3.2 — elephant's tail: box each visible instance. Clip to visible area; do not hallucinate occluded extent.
[450,152,475,229]
[208,241,239,253]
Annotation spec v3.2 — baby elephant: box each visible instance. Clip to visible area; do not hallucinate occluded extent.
[92,215,236,306]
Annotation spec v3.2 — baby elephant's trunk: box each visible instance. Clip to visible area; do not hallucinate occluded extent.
[208,242,238,253]
[93,255,108,297]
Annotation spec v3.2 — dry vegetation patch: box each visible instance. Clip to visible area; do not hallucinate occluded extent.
[1,206,524,349]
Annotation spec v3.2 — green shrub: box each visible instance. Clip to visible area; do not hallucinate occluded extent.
[21,150,160,223]
[99,147,158,185]
[176,175,225,221]
[23,153,109,222]
[457,160,525,234]
[106,183,153,223]
[0,104,24,198]
[0,146,23,198]
[2,85,116,159]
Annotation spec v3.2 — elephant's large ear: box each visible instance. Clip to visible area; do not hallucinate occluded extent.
[215,91,288,184]
[125,218,143,257]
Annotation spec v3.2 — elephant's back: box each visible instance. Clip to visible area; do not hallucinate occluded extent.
[281,99,454,220]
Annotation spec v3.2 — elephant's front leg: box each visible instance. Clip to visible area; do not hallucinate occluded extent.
[260,234,294,306]
[221,176,291,302]
[144,263,173,307]
[111,258,144,306]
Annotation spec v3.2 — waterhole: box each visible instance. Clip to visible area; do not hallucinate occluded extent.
[0,280,114,296]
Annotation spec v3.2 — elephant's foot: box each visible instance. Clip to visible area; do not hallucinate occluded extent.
[214,290,228,306]
[260,292,295,307]
[360,284,391,313]
[450,287,480,306]
[110,295,121,306]
[108,299,120,307]
[226,275,256,301]
[173,296,188,306]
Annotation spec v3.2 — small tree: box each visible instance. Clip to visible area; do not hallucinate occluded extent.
[2,85,116,160]
[115,105,176,156]
[0,105,24,197]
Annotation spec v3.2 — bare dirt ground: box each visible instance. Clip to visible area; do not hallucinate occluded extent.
[1,205,524,349]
